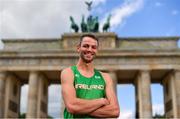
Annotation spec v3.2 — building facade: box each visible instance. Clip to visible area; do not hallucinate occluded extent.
[0,33,180,118]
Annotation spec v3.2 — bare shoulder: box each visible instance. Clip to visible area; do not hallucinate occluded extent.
[61,67,73,75]
[100,72,112,83]
[61,67,74,82]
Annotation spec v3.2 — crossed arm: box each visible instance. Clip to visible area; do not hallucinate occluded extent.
[61,68,120,117]
[90,72,120,117]
[61,68,109,114]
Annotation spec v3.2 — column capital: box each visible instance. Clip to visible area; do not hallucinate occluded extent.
[138,70,150,74]
[134,70,151,85]
[29,70,40,75]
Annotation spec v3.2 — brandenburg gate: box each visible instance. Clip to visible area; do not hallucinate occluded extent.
[0,33,180,118]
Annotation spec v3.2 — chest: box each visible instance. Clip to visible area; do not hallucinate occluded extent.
[74,73,106,99]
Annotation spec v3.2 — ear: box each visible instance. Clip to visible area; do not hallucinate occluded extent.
[77,44,80,52]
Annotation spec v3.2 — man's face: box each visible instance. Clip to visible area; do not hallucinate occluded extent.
[77,36,98,63]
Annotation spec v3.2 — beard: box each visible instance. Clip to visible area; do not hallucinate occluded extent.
[80,52,96,63]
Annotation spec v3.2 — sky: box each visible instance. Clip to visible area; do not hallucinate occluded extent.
[0,0,180,118]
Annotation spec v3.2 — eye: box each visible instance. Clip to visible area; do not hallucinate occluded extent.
[82,44,89,48]
[92,46,97,49]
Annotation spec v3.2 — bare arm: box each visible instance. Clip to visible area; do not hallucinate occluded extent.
[61,67,109,114]
[90,72,120,118]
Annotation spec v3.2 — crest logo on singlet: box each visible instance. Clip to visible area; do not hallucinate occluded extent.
[75,74,79,77]
[95,75,101,79]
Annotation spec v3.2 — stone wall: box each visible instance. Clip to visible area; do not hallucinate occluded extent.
[118,37,179,49]
[2,39,60,51]
[2,33,179,51]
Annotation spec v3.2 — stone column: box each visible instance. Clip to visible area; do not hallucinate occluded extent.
[109,71,118,93]
[174,70,180,117]
[27,71,49,118]
[37,74,49,118]
[0,71,7,118]
[163,70,180,118]
[4,73,21,118]
[26,71,39,118]
[135,70,152,118]
[163,71,177,117]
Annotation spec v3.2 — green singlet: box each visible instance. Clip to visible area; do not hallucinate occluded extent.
[64,65,106,119]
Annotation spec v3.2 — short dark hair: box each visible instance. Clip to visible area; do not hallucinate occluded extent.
[79,34,99,46]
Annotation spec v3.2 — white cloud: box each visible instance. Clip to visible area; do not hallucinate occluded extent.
[118,110,134,119]
[92,0,106,7]
[48,85,61,101]
[0,0,108,48]
[178,39,180,48]
[0,0,88,38]
[48,85,61,117]
[152,104,164,116]
[101,0,144,31]
[20,85,29,113]
[0,0,144,39]
[117,104,164,119]
[48,102,61,117]
[0,0,145,39]
[172,10,178,15]
[0,40,4,49]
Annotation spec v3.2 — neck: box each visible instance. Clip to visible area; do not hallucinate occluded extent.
[76,59,94,72]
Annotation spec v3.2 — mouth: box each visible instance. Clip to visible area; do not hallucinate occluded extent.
[81,52,95,63]
[82,51,96,60]
[84,52,94,57]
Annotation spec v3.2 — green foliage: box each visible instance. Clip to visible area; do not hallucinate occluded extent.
[48,115,53,119]
[153,113,165,119]
[19,113,53,119]
[19,113,26,118]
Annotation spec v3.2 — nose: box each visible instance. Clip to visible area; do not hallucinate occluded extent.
[87,46,93,51]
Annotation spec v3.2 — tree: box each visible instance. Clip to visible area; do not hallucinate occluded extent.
[19,113,53,119]
[153,113,165,119]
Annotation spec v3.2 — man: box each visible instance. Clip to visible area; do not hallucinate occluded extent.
[61,34,120,118]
